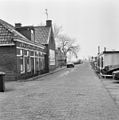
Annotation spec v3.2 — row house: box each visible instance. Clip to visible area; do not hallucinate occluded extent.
[0,19,56,81]
[15,20,56,72]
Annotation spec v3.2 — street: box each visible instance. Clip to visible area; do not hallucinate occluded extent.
[1,62,119,120]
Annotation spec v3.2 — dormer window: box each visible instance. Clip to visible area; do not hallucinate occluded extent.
[31,29,34,42]
[31,30,34,34]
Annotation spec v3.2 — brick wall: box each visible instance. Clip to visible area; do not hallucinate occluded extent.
[48,31,56,71]
[0,46,17,81]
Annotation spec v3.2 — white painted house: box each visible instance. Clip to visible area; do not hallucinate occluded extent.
[97,51,119,71]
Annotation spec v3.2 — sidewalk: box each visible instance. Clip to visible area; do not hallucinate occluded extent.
[0,66,66,105]
[18,66,66,82]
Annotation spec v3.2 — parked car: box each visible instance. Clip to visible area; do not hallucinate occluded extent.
[101,65,119,75]
[112,70,119,80]
[74,59,83,65]
[67,62,74,68]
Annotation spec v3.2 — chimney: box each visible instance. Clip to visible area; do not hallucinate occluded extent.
[46,20,52,27]
[15,23,22,28]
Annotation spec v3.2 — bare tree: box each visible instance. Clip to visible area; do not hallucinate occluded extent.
[58,34,80,59]
[53,24,80,61]
[53,23,62,40]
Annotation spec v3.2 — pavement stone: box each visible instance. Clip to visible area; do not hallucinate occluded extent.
[0,63,119,120]
[101,77,119,108]
[18,66,66,82]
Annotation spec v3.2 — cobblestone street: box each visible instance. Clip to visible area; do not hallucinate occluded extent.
[0,62,119,120]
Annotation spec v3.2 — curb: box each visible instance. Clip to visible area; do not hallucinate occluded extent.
[18,67,66,82]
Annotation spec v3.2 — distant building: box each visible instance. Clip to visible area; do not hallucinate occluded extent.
[56,47,66,67]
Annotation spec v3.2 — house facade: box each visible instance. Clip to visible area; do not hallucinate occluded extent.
[97,51,119,72]
[16,20,56,73]
[34,20,56,72]
[0,19,56,81]
[0,19,45,81]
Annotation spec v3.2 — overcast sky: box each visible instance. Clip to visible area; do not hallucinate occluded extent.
[0,0,119,59]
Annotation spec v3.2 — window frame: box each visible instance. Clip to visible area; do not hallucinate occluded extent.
[27,51,31,72]
[20,49,25,74]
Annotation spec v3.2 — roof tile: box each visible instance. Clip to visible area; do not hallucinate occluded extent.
[0,19,27,41]
[0,19,44,48]
[34,26,51,44]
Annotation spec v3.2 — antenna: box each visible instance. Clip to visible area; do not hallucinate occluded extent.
[45,9,48,20]
[98,46,100,55]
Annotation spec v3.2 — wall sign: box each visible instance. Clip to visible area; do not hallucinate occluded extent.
[49,49,55,65]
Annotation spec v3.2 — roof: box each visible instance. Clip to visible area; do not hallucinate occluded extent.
[0,19,28,41]
[34,26,51,44]
[0,19,44,48]
[103,51,119,54]
[98,51,119,57]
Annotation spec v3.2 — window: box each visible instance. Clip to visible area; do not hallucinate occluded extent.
[31,30,34,41]
[40,57,44,70]
[101,57,103,68]
[31,30,34,34]
[27,51,31,72]
[17,49,20,55]
[20,50,25,74]
[20,56,25,73]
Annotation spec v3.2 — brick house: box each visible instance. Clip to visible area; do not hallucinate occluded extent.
[34,20,56,72]
[16,20,56,73]
[0,19,45,81]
